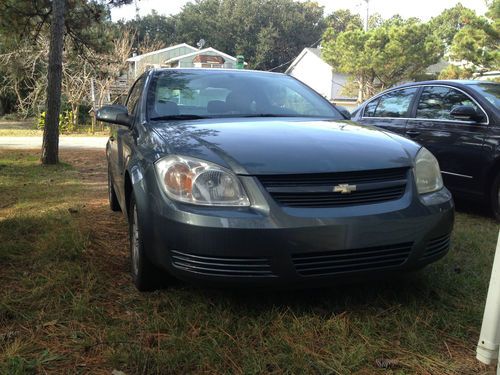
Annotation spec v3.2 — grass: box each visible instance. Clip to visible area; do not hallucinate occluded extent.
[0,149,498,374]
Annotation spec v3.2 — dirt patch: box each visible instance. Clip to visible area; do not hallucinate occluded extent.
[60,148,130,278]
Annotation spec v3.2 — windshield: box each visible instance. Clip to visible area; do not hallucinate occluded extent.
[147,70,344,121]
[467,82,500,108]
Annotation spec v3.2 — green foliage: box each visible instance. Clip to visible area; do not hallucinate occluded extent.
[438,64,475,79]
[122,0,326,71]
[322,18,443,100]
[430,2,499,72]
[37,110,76,133]
[325,9,363,35]
[450,26,499,69]
[119,10,176,54]
[429,3,482,47]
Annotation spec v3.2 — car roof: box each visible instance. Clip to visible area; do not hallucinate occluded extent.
[395,79,498,89]
[150,67,285,77]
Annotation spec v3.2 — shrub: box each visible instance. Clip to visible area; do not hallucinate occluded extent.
[37,110,75,133]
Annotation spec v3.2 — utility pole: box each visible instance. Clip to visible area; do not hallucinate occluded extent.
[364,0,369,32]
[477,230,500,373]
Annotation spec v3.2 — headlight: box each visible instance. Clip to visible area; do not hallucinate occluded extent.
[414,147,443,194]
[154,155,250,206]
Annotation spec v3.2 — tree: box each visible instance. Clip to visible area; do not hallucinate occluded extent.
[0,0,133,164]
[324,9,363,34]
[429,3,483,48]
[430,1,499,76]
[42,0,65,164]
[124,0,326,71]
[120,10,176,52]
[322,19,443,102]
[448,0,499,72]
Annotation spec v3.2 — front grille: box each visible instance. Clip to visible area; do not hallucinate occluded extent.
[292,242,413,276]
[423,234,451,259]
[170,250,275,277]
[258,168,408,208]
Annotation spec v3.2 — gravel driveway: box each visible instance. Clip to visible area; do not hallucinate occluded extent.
[0,136,107,149]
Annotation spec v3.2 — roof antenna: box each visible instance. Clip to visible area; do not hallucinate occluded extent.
[197,39,206,49]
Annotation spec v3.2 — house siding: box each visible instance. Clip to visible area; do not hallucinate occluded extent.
[288,52,334,100]
[134,46,197,75]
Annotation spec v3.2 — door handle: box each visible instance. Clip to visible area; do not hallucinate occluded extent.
[406,130,420,137]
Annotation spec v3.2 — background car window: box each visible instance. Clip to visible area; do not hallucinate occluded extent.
[416,86,480,120]
[126,76,146,116]
[364,88,417,118]
[364,99,379,117]
[467,83,500,108]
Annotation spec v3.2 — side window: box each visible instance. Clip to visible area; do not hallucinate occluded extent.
[416,86,480,120]
[126,76,146,116]
[364,88,417,118]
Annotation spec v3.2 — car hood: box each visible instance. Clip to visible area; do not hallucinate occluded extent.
[149,118,418,175]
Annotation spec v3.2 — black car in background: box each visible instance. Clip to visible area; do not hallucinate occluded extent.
[351,80,500,220]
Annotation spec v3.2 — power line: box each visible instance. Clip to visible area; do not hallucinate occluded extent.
[267,37,323,72]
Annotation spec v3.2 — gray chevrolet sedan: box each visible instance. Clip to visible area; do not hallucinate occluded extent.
[97,69,454,291]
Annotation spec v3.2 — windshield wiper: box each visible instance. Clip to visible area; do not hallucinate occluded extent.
[238,114,300,118]
[150,114,210,121]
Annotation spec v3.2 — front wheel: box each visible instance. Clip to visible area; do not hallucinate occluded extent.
[491,173,500,222]
[129,195,166,291]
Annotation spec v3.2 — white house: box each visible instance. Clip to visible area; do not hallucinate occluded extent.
[285,48,351,102]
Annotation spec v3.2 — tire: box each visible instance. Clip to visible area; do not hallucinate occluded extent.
[108,166,121,212]
[490,173,500,222]
[129,195,165,291]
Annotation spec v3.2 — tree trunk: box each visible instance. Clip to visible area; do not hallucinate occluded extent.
[72,103,79,130]
[357,76,364,104]
[41,0,66,165]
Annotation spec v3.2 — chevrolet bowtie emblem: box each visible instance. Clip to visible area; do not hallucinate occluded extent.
[333,183,357,194]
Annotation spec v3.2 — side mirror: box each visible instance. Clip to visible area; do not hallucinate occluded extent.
[450,105,485,123]
[336,105,351,120]
[96,104,132,127]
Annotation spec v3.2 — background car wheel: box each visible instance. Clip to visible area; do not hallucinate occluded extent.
[491,173,500,222]
[129,195,166,291]
[108,167,121,212]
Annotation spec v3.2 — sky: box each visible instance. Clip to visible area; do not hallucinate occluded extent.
[111,0,488,22]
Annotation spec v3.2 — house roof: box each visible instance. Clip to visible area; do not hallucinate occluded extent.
[126,43,198,62]
[285,47,330,73]
[164,47,239,64]
[305,47,321,58]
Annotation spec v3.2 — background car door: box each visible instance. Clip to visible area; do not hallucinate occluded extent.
[110,75,146,203]
[357,87,418,135]
[405,85,488,196]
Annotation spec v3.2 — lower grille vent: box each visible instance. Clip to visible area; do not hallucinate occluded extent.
[171,250,275,277]
[423,234,451,259]
[292,242,413,276]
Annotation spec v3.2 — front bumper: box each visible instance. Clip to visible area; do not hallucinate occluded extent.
[138,173,454,287]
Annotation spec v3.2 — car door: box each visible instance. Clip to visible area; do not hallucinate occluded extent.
[405,85,488,196]
[111,75,146,204]
[357,87,419,135]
